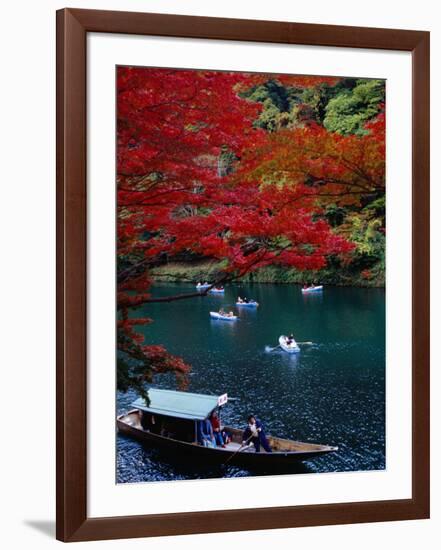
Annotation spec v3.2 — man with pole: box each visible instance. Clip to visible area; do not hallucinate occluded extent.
[242,415,272,453]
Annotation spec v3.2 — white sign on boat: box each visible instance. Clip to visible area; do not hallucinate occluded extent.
[217,393,228,406]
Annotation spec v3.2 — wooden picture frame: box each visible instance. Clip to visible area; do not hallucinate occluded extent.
[56,8,430,542]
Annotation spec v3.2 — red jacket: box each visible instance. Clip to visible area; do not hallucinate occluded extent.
[210,417,220,431]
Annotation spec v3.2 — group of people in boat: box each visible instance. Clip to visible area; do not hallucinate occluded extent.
[218,308,235,318]
[197,411,231,448]
[215,296,256,317]
[197,413,272,453]
[303,283,318,289]
[284,334,296,345]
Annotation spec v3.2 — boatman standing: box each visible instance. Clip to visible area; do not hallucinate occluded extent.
[242,415,272,453]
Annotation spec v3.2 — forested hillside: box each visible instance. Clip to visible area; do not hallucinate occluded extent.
[151,76,386,287]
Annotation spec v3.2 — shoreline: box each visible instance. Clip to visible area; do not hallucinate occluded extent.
[150,261,385,289]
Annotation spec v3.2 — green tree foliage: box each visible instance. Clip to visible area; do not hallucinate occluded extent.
[242,78,363,130]
[323,79,385,135]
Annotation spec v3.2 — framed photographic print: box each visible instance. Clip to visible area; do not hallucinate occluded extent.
[56,8,430,542]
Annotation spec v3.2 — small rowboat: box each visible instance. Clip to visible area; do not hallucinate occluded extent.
[117,389,338,470]
[301,285,323,294]
[209,287,225,294]
[196,283,211,290]
[279,335,300,353]
[210,311,237,321]
[236,300,259,307]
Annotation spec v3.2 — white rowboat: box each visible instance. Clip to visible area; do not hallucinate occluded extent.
[279,335,300,353]
[196,283,211,290]
[210,312,237,321]
[301,285,323,294]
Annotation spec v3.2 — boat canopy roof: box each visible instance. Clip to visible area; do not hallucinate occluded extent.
[132,388,228,421]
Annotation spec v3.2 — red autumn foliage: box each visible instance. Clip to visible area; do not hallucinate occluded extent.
[239,113,385,208]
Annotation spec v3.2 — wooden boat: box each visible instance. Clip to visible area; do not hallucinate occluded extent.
[301,285,323,293]
[117,389,338,469]
[236,300,259,307]
[210,311,237,321]
[279,335,300,353]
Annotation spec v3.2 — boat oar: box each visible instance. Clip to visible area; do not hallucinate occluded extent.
[297,341,313,345]
[222,434,254,467]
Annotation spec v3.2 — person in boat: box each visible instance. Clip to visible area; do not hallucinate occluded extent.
[285,334,294,345]
[210,411,226,448]
[197,417,216,448]
[237,296,243,303]
[219,308,226,316]
[140,411,159,433]
[220,428,232,445]
[243,297,248,303]
[242,415,272,453]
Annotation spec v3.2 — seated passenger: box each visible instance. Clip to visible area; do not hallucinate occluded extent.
[140,412,158,432]
[197,418,216,448]
[210,411,226,448]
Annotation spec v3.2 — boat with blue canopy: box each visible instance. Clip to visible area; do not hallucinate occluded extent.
[117,388,338,469]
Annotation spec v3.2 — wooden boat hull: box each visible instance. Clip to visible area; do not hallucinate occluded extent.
[117,413,337,470]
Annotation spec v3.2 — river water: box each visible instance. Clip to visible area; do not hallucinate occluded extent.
[117,283,385,483]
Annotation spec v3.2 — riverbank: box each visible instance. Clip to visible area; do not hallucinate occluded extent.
[150,260,385,288]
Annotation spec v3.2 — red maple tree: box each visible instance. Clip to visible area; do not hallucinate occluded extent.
[116,67,355,395]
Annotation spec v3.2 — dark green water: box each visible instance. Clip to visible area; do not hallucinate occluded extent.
[117,283,385,482]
